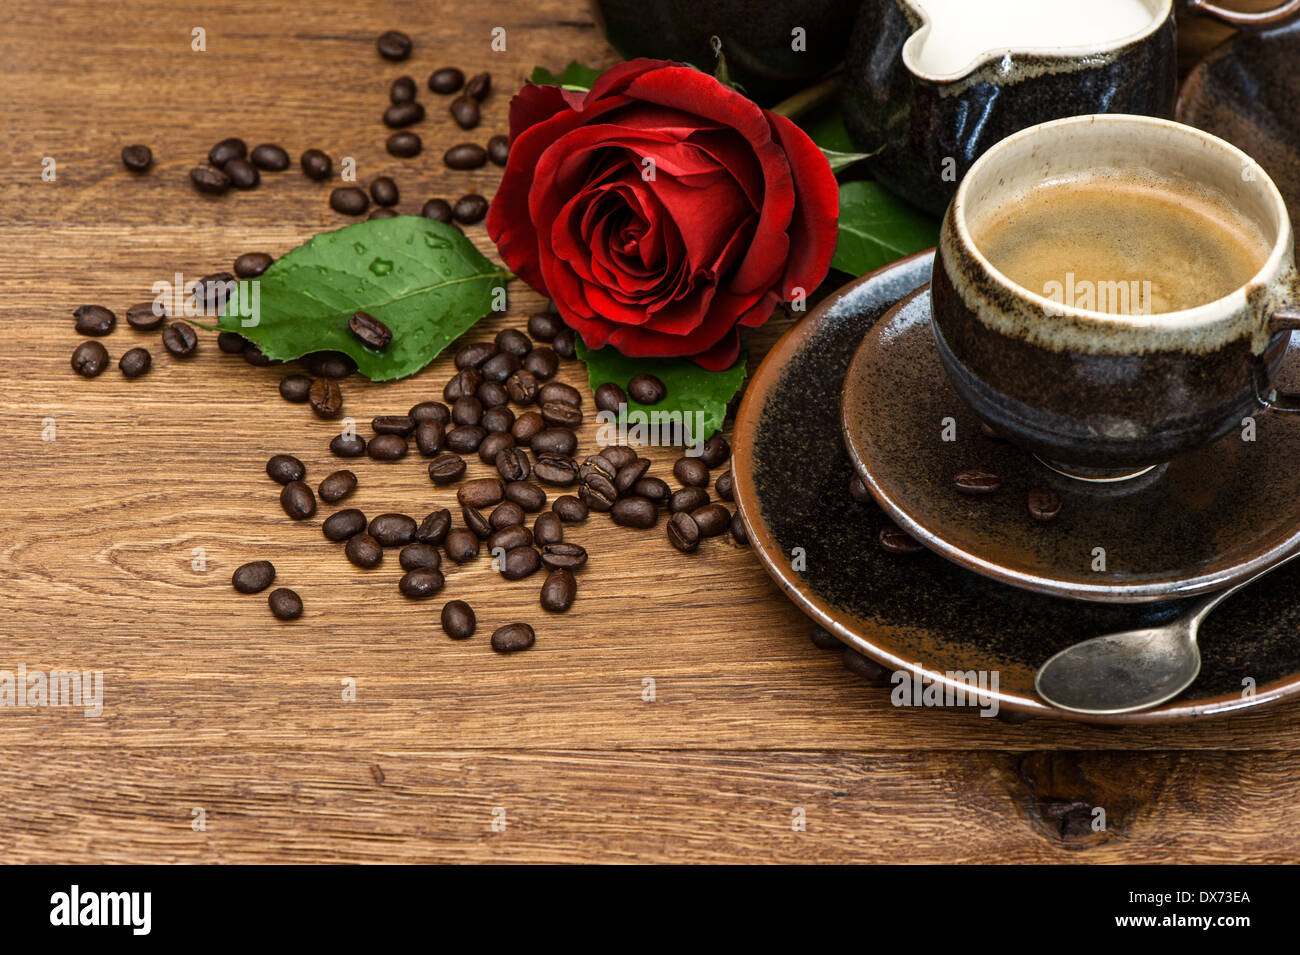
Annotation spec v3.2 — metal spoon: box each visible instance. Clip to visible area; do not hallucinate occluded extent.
[1035,551,1300,715]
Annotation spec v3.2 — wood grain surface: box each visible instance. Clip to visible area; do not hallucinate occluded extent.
[1,0,1298,864]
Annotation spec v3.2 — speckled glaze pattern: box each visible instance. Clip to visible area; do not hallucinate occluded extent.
[731,252,1300,723]
[842,0,1177,214]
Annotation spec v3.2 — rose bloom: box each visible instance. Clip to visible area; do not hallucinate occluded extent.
[487,59,838,369]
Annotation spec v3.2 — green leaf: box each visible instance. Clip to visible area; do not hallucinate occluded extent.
[529,61,601,91]
[831,180,940,277]
[800,107,857,154]
[217,216,512,382]
[821,147,876,173]
[575,339,748,445]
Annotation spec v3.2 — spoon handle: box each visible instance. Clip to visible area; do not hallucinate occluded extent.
[1185,546,1300,628]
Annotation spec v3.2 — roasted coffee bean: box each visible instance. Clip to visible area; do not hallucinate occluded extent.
[445,425,486,453]
[428,452,466,483]
[462,505,491,540]
[444,529,479,563]
[491,622,534,653]
[371,414,415,437]
[376,29,413,60]
[472,353,514,386]
[628,373,666,404]
[242,341,274,366]
[330,431,366,457]
[225,158,259,189]
[126,301,166,331]
[456,477,503,509]
[217,331,246,353]
[280,480,317,520]
[552,327,577,359]
[538,381,582,407]
[513,412,545,445]
[310,378,343,418]
[416,509,451,545]
[301,148,332,180]
[450,95,480,129]
[529,427,576,457]
[232,560,275,594]
[400,568,445,599]
[451,395,484,427]
[268,588,303,620]
[318,353,356,378]
[810,626,842,650]
[441,599,476,638]
[322,508,367,541]
[506,369,539,405]
[330,186,369,215]
[700,434,731,468]
[162,321,199,357]
[465,71,491,100]
[552,495,588,523]
[234,251,274,278]
[385,130,422,158]
[501,545,541,580]
[121,143,152,172]
[368,433,408,461]
[878,523,924,554]
[118,347,151,378]
[495,328,532,357]
[730,511,749,546]
[541,401,582,428]
[368,177,399,208]
[715,469,735,502]
[444,366,482,401]
[612,496,658,529]
[528,311,560,341]
[487,134,510,166]
[495,446,531,482]
[421,197,453,222]
[490,501,525,530]
[1028,487,1063,522]
[534,454,578,486]
[846,474,871,503]
[632,476,670,503]
[670,486,710,513]
[453,194,489,224]
[478,430,513,464]
[208,137,247,167]
[266,453,306,484]
[444,143,487,170]
[667,512,700,552]
[428,66,465,94]
[369,513,417,547]
[579,478,616,512]
[349,310,392,350]
[346,532,384,568]
[615,458,651,495]
[74,304,116,336]
[384,101,425,128]
[505,481,547,512]
[414,420,445,456]
[599,445,638,470]
[673,456,709,488]
[692,503,730,538]
[481,404,514,432]
[455,341,497,370]
[252,142,289,171]
[489,524,532,552]
[595,382,626,414]
[955,469,1001,495]
[538,567,577,612]
[540,541,587,570]
[390,75,417,104]
[318,469,357,503]
[370,209,399,224]
[533,510,563,546]
[579,454,616,485]
[190,164,230,194]
[410,400,450,424]
[522,347,558,381]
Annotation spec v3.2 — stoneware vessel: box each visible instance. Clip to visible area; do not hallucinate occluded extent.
[842,0,1177,214]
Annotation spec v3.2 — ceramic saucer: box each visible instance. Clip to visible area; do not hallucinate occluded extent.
[841,286,1300,604]
[733,250,1300,723]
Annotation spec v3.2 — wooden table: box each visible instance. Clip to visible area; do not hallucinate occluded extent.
[1,0,1296,864]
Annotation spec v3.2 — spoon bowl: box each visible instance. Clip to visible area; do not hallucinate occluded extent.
[1035,625,1201,714]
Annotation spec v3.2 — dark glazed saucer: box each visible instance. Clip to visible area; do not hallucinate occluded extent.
[732,250,1300,723]
[841,285,1300,603]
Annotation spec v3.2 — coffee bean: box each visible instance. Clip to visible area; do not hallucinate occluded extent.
[208,137,247,168]
[456,477,503,509]
[450,95,480,129]
[234,251,274,278]
[428,452,466,484]
[541,401,582,428]
[1028,487,1063,522]
[369,513,417,547]
[506,369,539,405]
[528,312,560,341]
[444,529,479,563]
[162,321,199,357]
[126,301,166,331]
[371,415,415,437]
[330,186,369,216]
[612,496,658,529]
[632,477,670,503]
[310,378,343,418]
[522,347,558,381]
[421,198,453,222]
[217,331,246,354]
[266,453,306,484]
[232,560,275,594]
[462,505,491,539]
[311,352,357,379]
[489,525,532,552]
[72,304,115,336]
[490,501,525,531]
[384,130,422,158]
[716,469,735,502]
[121,144,152,172]
[615,458,650,495]
[416,509,451,547]
[368,433,408,461]
[599,446,637,470]
[579,452,616,485]
[540,541,587,570]
[505,481,547,512]
[410,400,450,424]
[487,134,509,166]
[390,75,417,104]
[322,508,367,541]
[484,356,523,388]
[501,546,541,580]
[667,512,700,552]
[444,367,482,401]
[414,420,445,456]
[700,434,731,468]
[441,599,476,638]
[330,431,366,457]
[384,101,425,128]
[301,148,333,180]
[118,346,151,378]
[225,158,259,189]
[453,194,489,224]
[482,404,514,431]
[673,456,709,487]
[455,342,496,371]
[318,469,357,503]
[491,622,534,653]
[369,176,399,207]
[268,588,303,621]
[955,470,1001,495]
[492,329,530,358]
[692,503,730,538]
[400,543,442,572]
[534,454,579,486]
[280,480,317,520]
[595,382,626,414]
[366,206,396,220]
[730,511,749,546]
[399,568,445,599]
[376,29,413,61]
[429,67,465,94]
[242,341,274,366]
[513,412,545,445]
[552,495,588,523]
[190,164,230,194]
[465,72,491,100]
[444,143,487,170]
[670,486,709,513]
[445,425,486,453]
[538,381,582,407]
[628,373,666,404]
[579,478,616,512]
[533,510,563,546]
[879,523,924,554]
[493,447,530,483]
[540,568,576,612]
[346,533,384,568]
[530,427,576,456]
[349,310,392,349]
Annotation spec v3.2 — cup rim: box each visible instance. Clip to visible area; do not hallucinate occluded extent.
[950,113,1293,330]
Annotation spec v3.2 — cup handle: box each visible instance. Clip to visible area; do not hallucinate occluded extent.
[1187,0,1300,29]
[1253,308,1300,412]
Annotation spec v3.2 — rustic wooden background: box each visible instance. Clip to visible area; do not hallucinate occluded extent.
[0,0,1296,864]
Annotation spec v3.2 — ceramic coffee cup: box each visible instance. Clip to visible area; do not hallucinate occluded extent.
[930,113,1300,481]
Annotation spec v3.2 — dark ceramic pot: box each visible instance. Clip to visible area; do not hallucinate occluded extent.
[590,0,859,103]
[842,0,1177,215]
[932,115,1300,480]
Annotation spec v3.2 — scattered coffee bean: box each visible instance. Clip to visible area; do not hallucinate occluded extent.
[501,545,541,580]
[310,378,343,418]
[372,415,415,437]
[615,458,650,495]
[410,400,450,424]
[456,341,497,370]
[879,523,924,554]
[369,176,399,207]
[600,446,637,470]
[323,508,367,541]
[534,454,579,486]
[369,513,417,547]
[528,312,560,341]
[490,501,525,531]
[955,470,1001,495]
[119,347,151,378]
[225,158,259,189]
[428,452,466,483]
[444,143,487,170]
[730,511,749,546]
[1028,487,1063,522]
[465,71,491,100]
[458,477,504,508]
[309,352,356,378]
[848,473,871,502]
[416,509,451,545]
[376,29,413,61]
[266,453,306,484]
[529,430,575,459]
[280,480,317,520]
[538,381,582,406]
[552,495,588,523]
[506,481,547,512]
[628,373,666,404]
[506,369,539,405]
[318,469,357,503]
[368,208,398,220]
[670,486,710,513]
[482,404,514,431]
[386,131,422,158]
[368,433,408,461]
[349,310,392,349]
[301,148,333,180]
[453,194,489,224]
[462,505,492,539]
[553,327,577,359]
[612,496,658,529]
[330,186,369,215]
[700,434,731,468]
[400,542,442,572]
[346,532,383,568]
[390,75,417,104]
[534,511,563,546]
[421,198,453,222]
[495,328,532,357]
[522,347,558,380]
[452,395,483,426]
[632,477,670,503]
[579,476,616,513]
[540,541,587,570]
[491,622,534,653]
[399,568,445,599]
[217,331,246,353]
[594,382,626,414]
[384,101,425,128]
[441,599,476,638]
[489,524,531,552]
[234,251,274,278]
[667,512,700,552]
[126,301,166,331]
[415,420,445,456]
[330,431,366,457]
[268,588,303,621]
[73,304,116,336]
[540,568,576,612]
[428,67,465,94]
[445,366,483,400]
[242,341,274,366]
[444,529,479,562]
[513,412,545,445]
[495,446,530,482]
[487,134,510,166]
[162,321,199,357]
[232,560,275,594]
[445,425,486,453]
[579,453,616,484]
[715,470,734,502]
[692,503,730,538]
[190,164,230,194]
[121,144,152,172]
[673,456,709,487]
[810,626,842,650]
[541,401,582,428]
[208,137,247,168]
[450,95,479,129]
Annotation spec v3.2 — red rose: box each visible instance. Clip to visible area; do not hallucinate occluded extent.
[487,59,839,370]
